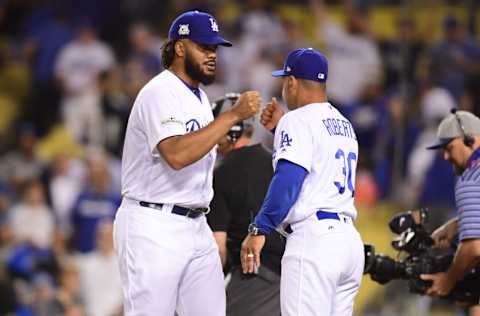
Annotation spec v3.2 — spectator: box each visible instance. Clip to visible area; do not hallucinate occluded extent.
[70,155,120,253]
[98,70,130,158]
[31,272,61,316]
[0,181,11,226]
[23,9,72,89]
[282,19,309,52]
[238,0,285,52]
[127,22,162,78]
[310,0,381,107]
[346,83,389,164]
[76,221,122,316]
[405,87,456,211]
[23,9,73,135]
[0,263,16,315]
[54,18,115,146]
[8,179,54,249]
[379,17,425,93]
[52,258,85,315]
[0,124,44,193]
[47,153,85,233]
[123,23,164,100]
[429,15,480,101]
[0,36,31,106]
[219,0,285,95]
[373,94,420,198]
[245,49,277,103]
[0,189,14,258]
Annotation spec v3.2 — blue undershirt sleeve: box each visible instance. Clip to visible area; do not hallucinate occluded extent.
[253,159,308,235]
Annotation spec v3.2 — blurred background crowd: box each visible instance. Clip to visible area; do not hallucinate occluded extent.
[0,0,479,315]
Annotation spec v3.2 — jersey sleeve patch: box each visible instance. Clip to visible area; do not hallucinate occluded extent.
[139,89,186,157]
[161,117,184,126]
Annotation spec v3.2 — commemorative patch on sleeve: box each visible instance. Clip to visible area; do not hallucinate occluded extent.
[161,117,183,125]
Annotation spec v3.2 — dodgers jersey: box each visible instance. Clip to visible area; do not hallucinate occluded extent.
[273,102,358,223]
[121,70,216,208]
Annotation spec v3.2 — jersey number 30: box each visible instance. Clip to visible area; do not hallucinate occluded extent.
[334,149,356,197]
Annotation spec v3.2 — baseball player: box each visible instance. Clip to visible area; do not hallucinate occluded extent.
[241,48,364,316]
[113,11,260,316]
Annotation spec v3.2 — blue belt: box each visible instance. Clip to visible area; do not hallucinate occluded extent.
[284,210,342,234]
[316,210,341,221]
[139,201,208,218]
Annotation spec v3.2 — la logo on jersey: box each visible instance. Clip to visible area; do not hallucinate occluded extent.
[186,119,201,133]
[178,24,190,35]
[279,130,292,150]
[209,18,219,32]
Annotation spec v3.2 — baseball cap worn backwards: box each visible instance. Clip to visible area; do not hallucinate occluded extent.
[272,48,328,82]
[168,10,232,47]
[427,111,480,150]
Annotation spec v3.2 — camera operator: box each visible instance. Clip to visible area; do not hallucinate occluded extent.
[421,110,480,305]
[208,123,285,316]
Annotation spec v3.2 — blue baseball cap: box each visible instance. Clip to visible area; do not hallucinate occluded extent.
[272,48,328,82]
[168,11,232,47]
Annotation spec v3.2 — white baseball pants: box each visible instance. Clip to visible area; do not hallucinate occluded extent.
[281,215,364,316]
[113,198,226,316]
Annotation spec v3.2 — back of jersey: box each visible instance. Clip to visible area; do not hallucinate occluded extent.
[272,102,358,224]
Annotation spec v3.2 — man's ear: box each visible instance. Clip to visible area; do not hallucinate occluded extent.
[174,40,186,58]
[287,76,297,92]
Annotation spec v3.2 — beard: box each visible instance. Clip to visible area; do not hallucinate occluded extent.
[185,51,215,86]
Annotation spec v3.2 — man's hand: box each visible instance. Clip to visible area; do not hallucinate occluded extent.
[432,219,458,250]
[420,272,456,297]
[240,234,265,274]
[260,97,284,131]
[230,91,261,121]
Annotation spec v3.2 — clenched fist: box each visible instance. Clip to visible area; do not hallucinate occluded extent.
[261,97,284,131]
[230,91,261,121]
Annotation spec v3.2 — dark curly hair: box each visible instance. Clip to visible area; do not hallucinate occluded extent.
[161,40,177,69]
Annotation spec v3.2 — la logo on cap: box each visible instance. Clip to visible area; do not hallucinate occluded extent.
[178,24,190,35]
[318,73,325,80]
[209,18,219,32]
[286,66,291,72]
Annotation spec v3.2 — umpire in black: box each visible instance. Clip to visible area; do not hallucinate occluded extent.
[208,123,285,316]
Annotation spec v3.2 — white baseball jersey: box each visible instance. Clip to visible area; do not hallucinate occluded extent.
[121,70,216,208]
[276,102,363,316]
[114,69,225,316]
[272,102,358,223]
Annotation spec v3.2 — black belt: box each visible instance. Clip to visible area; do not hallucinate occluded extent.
[284,210,344,234]
[139,201,209,218]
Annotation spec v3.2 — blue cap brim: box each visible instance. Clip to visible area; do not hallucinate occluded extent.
[272,69,287,77]
[426,138,453,150]
[192,36,232,47]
